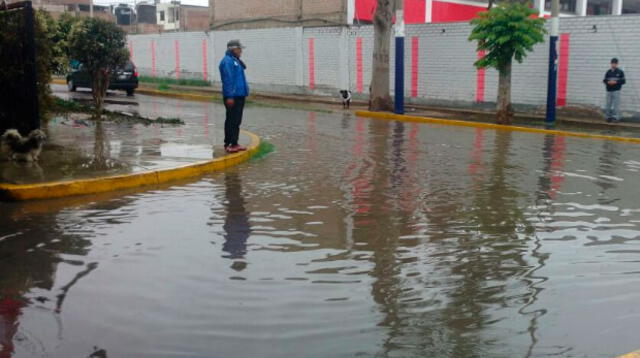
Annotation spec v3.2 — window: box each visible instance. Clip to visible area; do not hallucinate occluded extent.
[545,0,578,13]
[623,0,640,13]
[160,10,165,21]
[587,0,612,14]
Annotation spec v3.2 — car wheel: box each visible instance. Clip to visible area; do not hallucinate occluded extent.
[126,89,135,96]
[67,79,76,92]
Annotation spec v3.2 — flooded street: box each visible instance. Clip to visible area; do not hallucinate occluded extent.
[2,88,640,357]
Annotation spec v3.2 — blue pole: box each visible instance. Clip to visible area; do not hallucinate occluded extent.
[394,10,405,115]
[394,36,405,114]
[545,9,559,124]
[545,35,558,124]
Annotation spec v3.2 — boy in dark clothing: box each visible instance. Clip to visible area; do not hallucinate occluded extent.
[219,40,249,153]
[603,58,626,123]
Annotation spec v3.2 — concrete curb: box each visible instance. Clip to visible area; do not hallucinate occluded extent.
[356,110,640,144]
[0,130,261,201]
[617,351,640,358]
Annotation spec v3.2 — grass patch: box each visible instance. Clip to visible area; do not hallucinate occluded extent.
[155,117,184,125]
[250,141,275,161]
[52,96,93,113]
[139,76,211,87]
[51,97,185,126]
[157,83,170,91]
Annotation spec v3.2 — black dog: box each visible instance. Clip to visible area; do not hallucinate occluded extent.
[340,90,352,109]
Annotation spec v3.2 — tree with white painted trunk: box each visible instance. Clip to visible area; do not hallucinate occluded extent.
[369,0,394,111]
[469,3,546,124]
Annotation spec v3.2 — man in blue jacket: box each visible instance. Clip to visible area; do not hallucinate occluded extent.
[219,40,249,153]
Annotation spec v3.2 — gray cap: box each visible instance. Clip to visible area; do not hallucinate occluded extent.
[227,40,245,49]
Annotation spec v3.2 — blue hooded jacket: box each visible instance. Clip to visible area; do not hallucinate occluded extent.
[219,50,249,98]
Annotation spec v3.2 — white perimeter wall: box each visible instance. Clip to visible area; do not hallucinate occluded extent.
[128,15,640,114]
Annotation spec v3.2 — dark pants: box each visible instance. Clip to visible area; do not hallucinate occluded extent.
[224,96,246,147]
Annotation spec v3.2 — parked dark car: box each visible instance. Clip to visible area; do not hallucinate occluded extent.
[66,61,139,96]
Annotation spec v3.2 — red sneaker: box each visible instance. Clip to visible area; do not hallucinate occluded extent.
[225,146,239,153]
[235,145,247,151]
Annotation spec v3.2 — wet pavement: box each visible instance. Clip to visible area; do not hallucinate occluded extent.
[0,85,250,185]
[1,86,640,357]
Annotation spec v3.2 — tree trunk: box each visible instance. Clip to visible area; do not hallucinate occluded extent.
[91,69,109,116]
[369,0,393,111]
[496,60,514,125]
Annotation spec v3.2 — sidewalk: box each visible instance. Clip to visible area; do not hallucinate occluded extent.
[0,90,260,200]
[133,79,640,131]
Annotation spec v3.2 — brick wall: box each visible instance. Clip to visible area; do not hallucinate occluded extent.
[129,14,640,116]
[211,0,345,30]
[182,7,210,31]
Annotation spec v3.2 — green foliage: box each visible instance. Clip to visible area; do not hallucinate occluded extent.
[34,10,54,111]
[139,76,211,87]
[469,3,546,70]
[48,12,80,75]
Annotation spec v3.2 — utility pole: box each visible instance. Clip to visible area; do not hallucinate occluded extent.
[394,0,405,114]
[545,0,559,123]
[89,0,93,17]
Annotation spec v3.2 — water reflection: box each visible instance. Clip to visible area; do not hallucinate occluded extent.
[596,140,621,204]
[3,94,640,356]
[0,217,92,357]
[221,171,251,271]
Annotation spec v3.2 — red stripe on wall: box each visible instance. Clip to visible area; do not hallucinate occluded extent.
[201,39,208,81]
[476,50,486,103]
[151,40,156,77]
[356,37,363,93]
[557,33,570,107]
[308,38,315,90]
[411,37,419,98]
[129,42,134,61]
[174,40,180,80]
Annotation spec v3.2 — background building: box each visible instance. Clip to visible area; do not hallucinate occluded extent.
[157,1,208,31]
[209,0,640,30]
[209,0,347,30]
[20,0,114,20]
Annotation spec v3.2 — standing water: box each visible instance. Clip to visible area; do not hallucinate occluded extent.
[1,92,640,357]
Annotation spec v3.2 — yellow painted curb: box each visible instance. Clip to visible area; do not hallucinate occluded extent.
[0,130,260,201]
[356,110,640,144]
[136,88,216,102]
[617,351,640,358]
[52,78,216,102]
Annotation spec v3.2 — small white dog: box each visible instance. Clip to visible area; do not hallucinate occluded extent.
[1,129,47,162]
[340,90,352,109]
